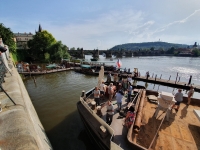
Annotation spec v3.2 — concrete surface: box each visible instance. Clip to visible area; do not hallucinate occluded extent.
[0,56,52,150]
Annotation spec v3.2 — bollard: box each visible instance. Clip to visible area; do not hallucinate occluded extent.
[33,77,36,83]
[81,90,85,97]
[169,75,171,81]
[188,75,192,85]
[175,73,178,84]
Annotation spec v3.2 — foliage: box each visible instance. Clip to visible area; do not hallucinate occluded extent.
[166,47,175,54]
[10,53,17,64]
[48,41,70,61]
[27,30,56,60]
[110,42,189,51]
[44,52,50,62]
[192,48,200,57]
[0,23,16,52]
[70,47,75,50]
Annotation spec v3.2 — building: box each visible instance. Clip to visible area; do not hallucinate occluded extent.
[14,24,42,49]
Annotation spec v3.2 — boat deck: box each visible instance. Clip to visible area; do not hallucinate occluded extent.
[143,101,200,150]
[86,93,135,150]
[86,91,200,150]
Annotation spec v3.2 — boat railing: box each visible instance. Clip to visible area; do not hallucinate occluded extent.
[128,90,140,109]
[80,91,124,150]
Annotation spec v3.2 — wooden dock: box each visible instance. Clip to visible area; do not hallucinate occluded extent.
[133,76,200,93]
[19,67,75,76]
[19,67,200,93]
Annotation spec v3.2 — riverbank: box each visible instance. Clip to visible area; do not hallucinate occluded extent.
[0,57,52,149]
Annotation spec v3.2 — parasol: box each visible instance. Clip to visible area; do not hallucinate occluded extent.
[97,66,104,88]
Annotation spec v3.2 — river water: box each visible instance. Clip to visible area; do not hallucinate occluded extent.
[23,56,200,150]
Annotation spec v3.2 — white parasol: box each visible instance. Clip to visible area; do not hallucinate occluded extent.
[97,66,104,88]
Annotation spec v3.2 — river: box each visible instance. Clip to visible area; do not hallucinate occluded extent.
[23,56,200,150]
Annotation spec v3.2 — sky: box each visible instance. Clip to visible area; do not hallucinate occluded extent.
[1,0,200,50]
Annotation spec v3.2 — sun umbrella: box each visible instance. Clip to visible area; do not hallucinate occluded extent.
[97,66,104,88]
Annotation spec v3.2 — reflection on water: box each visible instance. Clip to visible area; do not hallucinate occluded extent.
[23,56,200,150]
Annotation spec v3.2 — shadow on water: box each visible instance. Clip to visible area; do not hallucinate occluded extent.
[46,110,97,150]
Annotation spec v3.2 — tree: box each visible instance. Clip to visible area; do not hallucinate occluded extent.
[48,41,70,61]
[28,30,56,60]
[0,23,16,52]
[70,47,75,50]
[192,48,200,57]
[150,47,154,51]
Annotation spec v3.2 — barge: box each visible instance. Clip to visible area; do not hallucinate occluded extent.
[77,84,200,150]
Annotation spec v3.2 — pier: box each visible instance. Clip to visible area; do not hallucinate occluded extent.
[18,61,200,93]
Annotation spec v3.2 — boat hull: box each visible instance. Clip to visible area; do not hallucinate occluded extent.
[77,101,111,150]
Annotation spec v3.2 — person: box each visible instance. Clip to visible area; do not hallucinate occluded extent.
[124,68,127,73]
[122,78,128,91]
[115,90,124,111]
[99,81,106,100]
[127,83,133,103]
[113,73,118,83]
[187,86,194,105]
[106,100,114,125]
[127,75,132,84]
[118,74,123,83]
[108,83,114,101]
[146,71,150,79]
[128,68,130,74]
[93,86,100,106]
[107,72,112,83]
[124,106,135,129]
[172,89,183,112]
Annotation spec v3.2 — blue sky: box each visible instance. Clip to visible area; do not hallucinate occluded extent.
[1,0,200,49]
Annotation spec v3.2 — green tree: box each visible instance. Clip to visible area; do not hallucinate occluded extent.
[150,47,154,51]
[192,48,200,57]
[28,30,56,60]
[70,47,75,50]
[0,23,16,52]
[48,41,70,61]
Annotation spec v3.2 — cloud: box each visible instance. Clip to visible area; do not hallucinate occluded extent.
[48,9,147,49]
[151,9,200,35]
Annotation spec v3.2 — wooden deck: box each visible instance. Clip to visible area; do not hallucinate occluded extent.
[136,98,200,150]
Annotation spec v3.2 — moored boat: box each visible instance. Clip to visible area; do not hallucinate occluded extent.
[77,84,200,150]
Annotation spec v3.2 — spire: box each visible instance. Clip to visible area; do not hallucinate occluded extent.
[38,24,42,32]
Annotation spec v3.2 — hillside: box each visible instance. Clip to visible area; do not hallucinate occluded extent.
[109,42,189,51]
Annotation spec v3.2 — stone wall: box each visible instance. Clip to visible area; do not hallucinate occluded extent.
[0,55,52,149]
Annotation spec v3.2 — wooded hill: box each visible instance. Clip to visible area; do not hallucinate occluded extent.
[109,42,190,51]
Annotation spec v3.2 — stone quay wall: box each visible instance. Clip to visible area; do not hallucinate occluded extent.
[0,55,52,149]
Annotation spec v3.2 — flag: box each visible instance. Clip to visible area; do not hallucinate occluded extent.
[116,59,122,68]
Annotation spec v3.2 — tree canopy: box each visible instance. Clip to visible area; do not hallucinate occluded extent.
[28,30,70,62]
[28,30,56,60]
[0,23,16,52]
